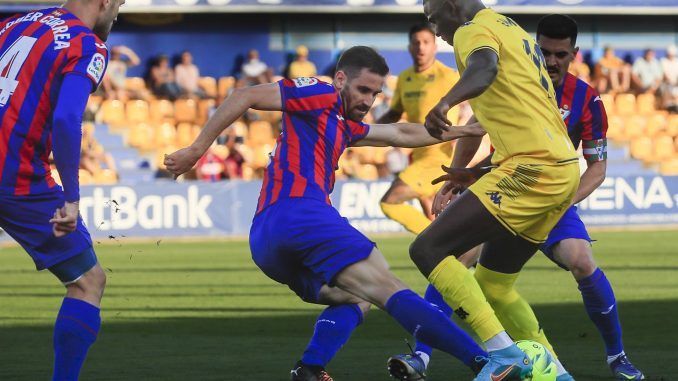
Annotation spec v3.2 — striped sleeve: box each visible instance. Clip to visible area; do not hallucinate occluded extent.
[61,33,108,92]
[347,120,370,144]
[581,87,608,162]
[279,77,337,113]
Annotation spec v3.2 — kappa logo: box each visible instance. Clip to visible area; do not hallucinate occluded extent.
[486,191,502,208]
[95,42,107,50]
[293,77,318,88]
[87,52,106,83]
[454,307,470,320]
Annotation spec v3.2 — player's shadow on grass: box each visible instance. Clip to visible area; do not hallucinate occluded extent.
[1,300,675,381]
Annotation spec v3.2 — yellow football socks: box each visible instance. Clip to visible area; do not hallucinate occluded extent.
[380,202,431,234]
[428,256,504,342]
[474,264,558,357]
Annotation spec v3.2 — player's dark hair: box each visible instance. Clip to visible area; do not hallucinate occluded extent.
[537,14,578,47]
[409,23,435,41]
[336,46,389,78]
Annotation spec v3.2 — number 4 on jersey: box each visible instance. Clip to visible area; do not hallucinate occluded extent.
[0,36,38,107]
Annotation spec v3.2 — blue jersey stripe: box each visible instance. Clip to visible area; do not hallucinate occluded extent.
[589,97,605,140]
[278,118,293,199]
[568,80,588,131]
[323,108,339,193]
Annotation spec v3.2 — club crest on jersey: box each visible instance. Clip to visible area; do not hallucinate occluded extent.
[293,77,318,88]
[87,53,106,83]
[559,105,570,121]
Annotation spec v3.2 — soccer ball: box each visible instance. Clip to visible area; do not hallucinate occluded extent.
[516,340,558,381]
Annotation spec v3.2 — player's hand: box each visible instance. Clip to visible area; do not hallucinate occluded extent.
[432,182,460,216]
[49,202,79,237]
[164,145,203,179]
[431,165,480,189]
[439,122,487,140]
[425,100,452,139]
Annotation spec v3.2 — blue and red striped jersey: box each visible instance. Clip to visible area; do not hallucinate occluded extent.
[0,7,108,196]
[256,77,370,214]
[556,72,609,162]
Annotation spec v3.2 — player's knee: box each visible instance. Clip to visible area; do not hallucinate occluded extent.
[566,249,597,279]
[80,265,107,294]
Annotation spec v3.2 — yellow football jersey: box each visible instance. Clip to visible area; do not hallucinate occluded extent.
[453,9,577,165]
[390,60,460,163]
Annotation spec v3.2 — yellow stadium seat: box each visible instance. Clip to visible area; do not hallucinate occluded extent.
[356,164,379,180]
[668,115,678,137]
[386,75,398,92]
[636,93,656,115]
[659,158,678,175]
[198,76,217,98]
[128,123,155,150]
[87,95,103,110]
[251,143,274,169]
[99,99,126,127]
[174,99,198,124]
[211,144,230,160]
[197,99,216,125]
[156,122,177,148]
[248,120,275,146]
[149,99,174,123]
[94,169,117,185]
[624,115,647,140]
[645,113,667,137]
[218,76,236,99]
[630,137,652,161]
[156,145,178,169]
[652,135,675,162]
[352,146,376,164]
[614,94,636,116]
[79,169,94,185]
[124,77,147,92]
[606,115,625,141]
[126,100,150,124]
[600,93,615,115]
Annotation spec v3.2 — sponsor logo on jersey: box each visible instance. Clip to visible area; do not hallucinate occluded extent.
[87,53,106,83]
[293,77,318,88]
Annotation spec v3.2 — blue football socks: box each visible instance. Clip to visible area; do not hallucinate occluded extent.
[301,304,363,367]
[578,268,624,356]
[53,297,101,381]
[414,284,455,358]
[386,289,487,368]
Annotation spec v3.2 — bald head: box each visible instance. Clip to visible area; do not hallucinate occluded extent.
[423,0,485,45]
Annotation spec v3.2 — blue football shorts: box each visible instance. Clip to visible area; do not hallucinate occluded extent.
[249,197,376,303]
[0,191,94,279]
[541,205,592,270]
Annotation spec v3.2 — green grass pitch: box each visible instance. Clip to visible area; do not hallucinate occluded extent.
[0,231,676,380]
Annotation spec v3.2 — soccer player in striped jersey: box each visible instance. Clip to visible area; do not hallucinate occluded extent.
[424,14,644,381]
[165,46,492,381]
[0,1,124,380]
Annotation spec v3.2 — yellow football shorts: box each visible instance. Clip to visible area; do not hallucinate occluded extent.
[398,159,449,198]
[468,160,580,244]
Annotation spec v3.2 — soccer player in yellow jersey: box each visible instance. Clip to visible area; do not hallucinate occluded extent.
[406,0,580,380]
[378,24,460,234]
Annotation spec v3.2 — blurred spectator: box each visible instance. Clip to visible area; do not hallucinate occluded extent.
[80,124,117,180]
[337,148,361,179]
[103,45,140,101]
[385,147,409,176]
[288,45,317,79]
[223,128,246,179]
[150,55,181,100]
[175,51,206,99]
[661,45,678,111]
[241,49,272,86]
[594,46,631,94]
[568,51,591,83]
[632,49,663,94]
[196,145,228,182]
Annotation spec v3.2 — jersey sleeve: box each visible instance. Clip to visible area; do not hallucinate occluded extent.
[278,77,337,114]
[389,74,404,114]
[61,34,109,92]
[347,120,370,144]
[452,22,500,69]
[580,89,608,163]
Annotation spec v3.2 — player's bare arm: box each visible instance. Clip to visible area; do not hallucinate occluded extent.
[164,82,282,176]
[572,159,606,205]
[425,49,498,138]
[352,121,485,148]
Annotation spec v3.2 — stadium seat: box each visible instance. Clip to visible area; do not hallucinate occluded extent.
[155,145,178,169]
[600,93,615,115]
[248,120,275,146]
[211,144,230,160]
[352,146,376,164]
[645,113,667,137]
[197,99,216,125]
[126,100,150,124]
[79,169,94,185]
[659,158,678,175]
[614,94,636,116]
[87,95,103,111]
[652,135,675,162]
[636,93,656,115]
[174,99,198,124]
[128,123,155,151]
[124,77,147,93]
[150,99,175,123]
[629,136,652,161]
[356,164,379,180]
[176,122,194,147]
[251,143,274,169]
[99,99,126,127]
[606,115,625,141]
[623,115,647,140]
[94,169,118,185]
[218,76,236,99]
[198,76,218,98]
[156,122,177,148]
[668,114,678,137]
[386,75,398,92]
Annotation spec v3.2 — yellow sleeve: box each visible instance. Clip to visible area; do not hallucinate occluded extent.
[453,22,500,68]
[389,74,404,114]
[444,70,460,123]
